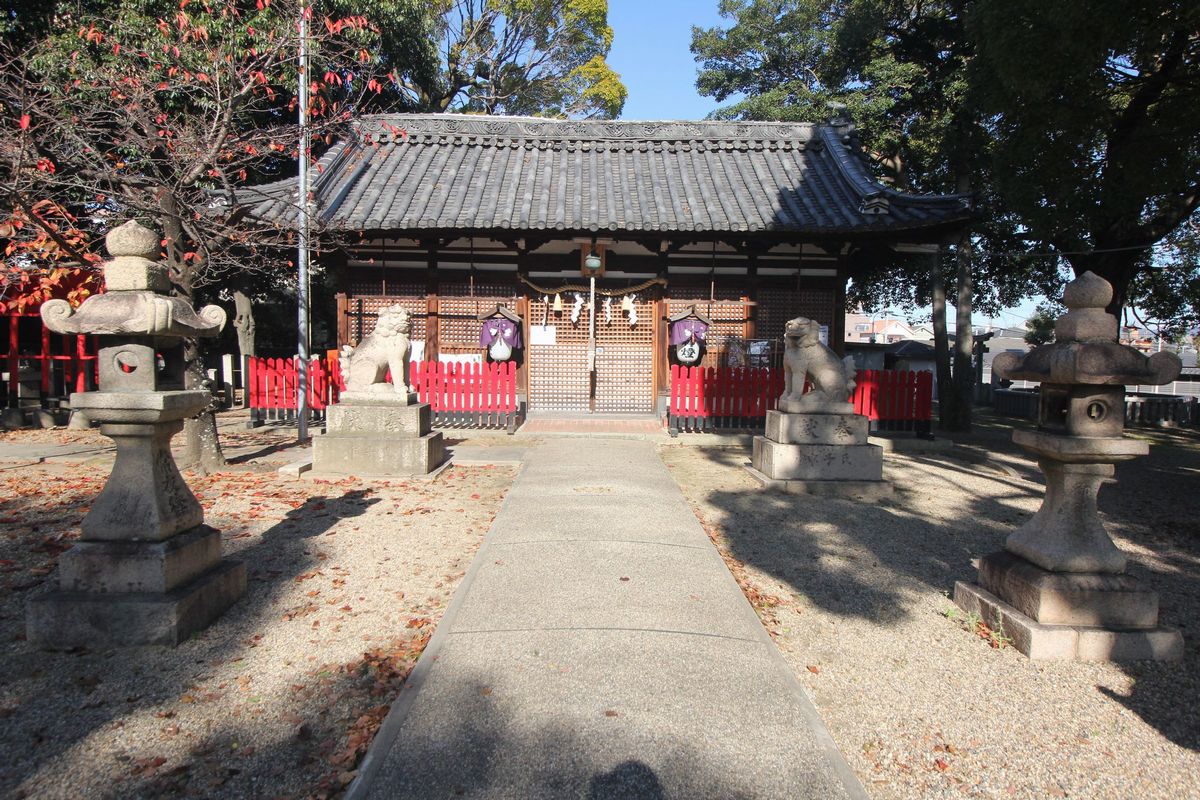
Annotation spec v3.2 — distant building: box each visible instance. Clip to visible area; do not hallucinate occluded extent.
[843,312,924,344]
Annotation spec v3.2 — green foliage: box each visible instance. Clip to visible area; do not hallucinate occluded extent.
[407,0,627,118]
[0,0,387,286]
[1024,303,1060,347]
[1126,223,1200,339]
[693,0,977,191]
[693,1,1058,313]
[693,0,1199,328]
[968,0,1200,308]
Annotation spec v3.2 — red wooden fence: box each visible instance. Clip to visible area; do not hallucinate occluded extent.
[247,356,339,422]
[669,366,783,431]
[247,356,520,431]
[668,366,933,434]
[852,369,934,432]
[4,312,97,405]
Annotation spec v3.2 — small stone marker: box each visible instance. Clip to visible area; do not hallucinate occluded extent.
[954,272,1183,661]
[27,221,245,648]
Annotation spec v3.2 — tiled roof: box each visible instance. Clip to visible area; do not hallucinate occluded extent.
[234,114,972,236]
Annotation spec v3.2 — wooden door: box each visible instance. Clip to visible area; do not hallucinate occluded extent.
[526,294,655,414]
[594,296,655,413]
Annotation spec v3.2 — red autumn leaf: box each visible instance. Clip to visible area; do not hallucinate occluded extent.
[18,114,30,130]
[933,758,950,772]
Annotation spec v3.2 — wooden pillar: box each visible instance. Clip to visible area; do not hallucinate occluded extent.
[327,248,349,294]
[425,240,439,362]
[832,254,849,357]
[517,294,531,402]
[515,245,531,400]
[745,249,759,340]
[335,293,350,349]
[656,244,672,404]
[7,315,18,406]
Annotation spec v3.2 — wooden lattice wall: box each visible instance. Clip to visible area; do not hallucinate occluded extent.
[341,295,429,347]
[526,296,656,413]
[757,288,837,341]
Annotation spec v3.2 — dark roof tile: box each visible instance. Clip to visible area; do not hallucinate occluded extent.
[234,114,972,236]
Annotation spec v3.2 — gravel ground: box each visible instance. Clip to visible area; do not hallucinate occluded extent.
[0,424,518,800]
[659,414,1199,800]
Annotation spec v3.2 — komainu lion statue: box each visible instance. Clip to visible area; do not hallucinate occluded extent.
[778,316,856,413]
[340,304,413,395]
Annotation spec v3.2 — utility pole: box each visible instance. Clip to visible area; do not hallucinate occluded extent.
[296,0,310,442]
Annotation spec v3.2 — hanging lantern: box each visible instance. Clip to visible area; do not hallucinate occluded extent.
[620,295,633,313]
[553,293,564,313]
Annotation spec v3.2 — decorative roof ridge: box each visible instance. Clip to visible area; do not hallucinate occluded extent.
[350,113,823,144]
[816,126,974,209]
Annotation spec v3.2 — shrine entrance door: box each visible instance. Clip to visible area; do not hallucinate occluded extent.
[526,292,656,413]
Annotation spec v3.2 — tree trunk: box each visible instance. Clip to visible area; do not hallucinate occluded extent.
[233,290,256,360]
[944,228,975,432]
[160,192,226,473]
[931,255,955,426]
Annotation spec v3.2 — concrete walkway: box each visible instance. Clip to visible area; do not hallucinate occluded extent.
[351,438,867,800]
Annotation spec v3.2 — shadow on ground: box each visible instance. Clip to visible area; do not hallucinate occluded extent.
[0,486,380,797]
[349,669,774,800]
[674,418,1200,752]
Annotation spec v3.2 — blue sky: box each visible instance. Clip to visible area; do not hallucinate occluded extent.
[606,1,730,121]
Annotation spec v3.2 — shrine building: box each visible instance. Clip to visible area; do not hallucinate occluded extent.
[239,114,971,415]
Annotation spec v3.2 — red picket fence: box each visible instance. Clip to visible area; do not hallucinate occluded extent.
[668,366,933,435]
[246,356,340,423]
[247,356,521,431]
[4,312,98,406]
[668,366,784,433]
[409,360,520,431]
[852,369,934,434]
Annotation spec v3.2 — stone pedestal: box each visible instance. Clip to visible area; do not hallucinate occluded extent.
[954,430,1181,661]
[313,394,445,476]
[27,392,245,649]
[954,553,1182,661]
[747,410,890,500]
[953,272,1184,662]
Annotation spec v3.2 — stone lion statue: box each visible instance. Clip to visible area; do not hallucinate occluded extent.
[340,304,413,395]
[778,316,856,413]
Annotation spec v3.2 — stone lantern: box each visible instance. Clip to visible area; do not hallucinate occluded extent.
[27,221,245,648]
[954,271,1182,660]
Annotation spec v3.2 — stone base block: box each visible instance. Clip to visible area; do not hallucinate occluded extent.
[1,407,27,429]
[313,431,445,476]
[326,401,431,437]
[28,559,246,649]
[745,465,891,501]
[337,390,418,406]
[751,435,883,481]
[979,551,1159,628]
[59,525,221,594]
[764,410,868,445]
[953,581,1183,662]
